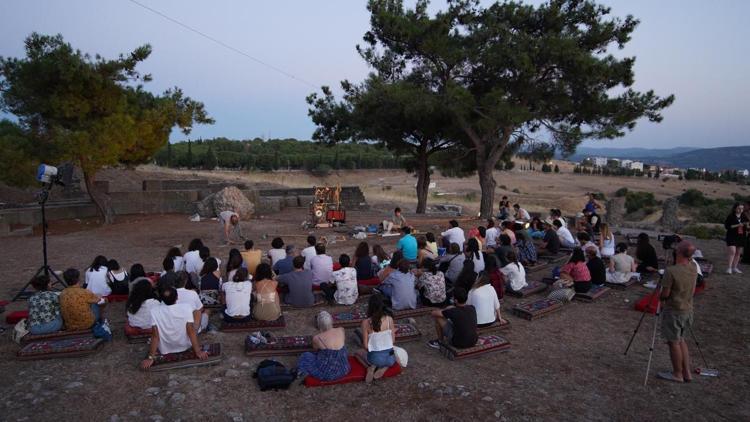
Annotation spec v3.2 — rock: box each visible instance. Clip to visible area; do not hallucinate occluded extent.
[227,411,244,422]
[167,380,179,388]
[240,362,250,368]
[225,369,241,377]
[145,387,161,396]
[660,197,682,232]
[64,382,83,389]
[150,415,164,421]
[170,393,186,404]
[155,398,166,408]
[196,186,254,220]
[461,391,471,397]
[606,197,625,227]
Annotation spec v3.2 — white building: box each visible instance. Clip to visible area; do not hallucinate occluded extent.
[620,159,633,168]
[741,169,749,177]
[630,161,644,171]
[593,157,608,167]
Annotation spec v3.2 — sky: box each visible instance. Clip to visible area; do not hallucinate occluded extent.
[0,0,748,149]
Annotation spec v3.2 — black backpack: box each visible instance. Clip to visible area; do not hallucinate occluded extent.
[253,359,296,391]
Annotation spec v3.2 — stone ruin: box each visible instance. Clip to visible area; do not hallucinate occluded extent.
[659,197,682,232]
[605,197,625,227]
[195,186,254,220]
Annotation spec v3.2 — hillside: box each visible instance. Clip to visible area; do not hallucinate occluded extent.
[563,145,750,171]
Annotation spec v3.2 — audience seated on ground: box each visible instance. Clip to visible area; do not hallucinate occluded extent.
[106,259,129,295]
[465,238,485,272]
[607,243,637,283]
[226,248,244,281]
[585,247,607,286]
[221,268,253,323]
[354,242,375,280]
[539,219,561,255]
[440,243,465,285]
[416,258,447,307]
[268,237,287,267]
[252,264,282,321]
[577,232,601,258]
[635,233,659,274]
[428,287,478,350]
[273,245,297,276]
[322,254,359,306]
[27,275,62,335]
[161,256,176,280]
[199,258,221,306]
[184,239,205,274]
[310,243,334,286]
[599,223,616,258]
[497,196,510,220]
[128,264,147,291]
[494,234,514,267]
[554,220,577,249]
[441,220,466,251]
[501,221,517,245]
[468,273,508,327]
[196,246,221,276]
[528,217,546,239]
[378,251,403,282]
[141,286,208,369]
[455,260,478,292]
[484,256,505,300]
[175,271,208,332]
[357,295,398,383]
[165,247,185,273]
[241,240,262,276]
[379,260,417,311]
[469,226,486,250]
[515,230,538,265]
[501,251,527,293]
[85,255,111,299]
[485,219,500,249]
[396,226,418,263]
[425,232,439,255]
[417,237,438,267]
[60,268,101,331]
[301,236,317,270]
[550,208,567,228]
[561,248,592,293]
[371,244,391,270]
[513,203,531,222]
[276,256,315,308]
[297,311,350,381]
[127,279,160,330]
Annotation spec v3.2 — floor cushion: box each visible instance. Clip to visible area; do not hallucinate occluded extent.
[439,334,511,361]
[245,335,314,357]
[220,315,286,332]
[477,319,511,334]
[20,329,91,345]
[146,343,223,372]
[357,277,381,287]
[605,276,639,290]
[353,322,422,346]
[304,356,401,387]
[512,298,564,321]
[17,337,105,360]
[6,310,29,325]
[573,285,611,303]
[105,294,128,303]
[125,323,153,343]
[507,280,548,298]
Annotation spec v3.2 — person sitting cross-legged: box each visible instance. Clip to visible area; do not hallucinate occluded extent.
[501,251,528,293]
[320,254,359,306]
[427,287,478,350]
[296,311,350,382]
[60,268,102,331]
[141,286,208,369]
[416,258,447,307]
[378,259,417,311]
[560,248,592,293]
[127,279,160,330]
[276,256,315,308]
[252,264,282,322]
[27,275,62,335]
[175,271,209,333]
[221,268,253,323]
[467,273,508,328]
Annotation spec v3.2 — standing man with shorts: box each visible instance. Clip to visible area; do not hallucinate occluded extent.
[658,241,697,383]
[218,210,243,245]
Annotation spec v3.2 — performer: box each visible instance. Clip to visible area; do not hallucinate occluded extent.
[382,207,407,234]
[218,210,243,245]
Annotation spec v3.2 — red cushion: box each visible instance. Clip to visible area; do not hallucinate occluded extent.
[105,294,128,303]
[694,283,706,296]
[332,263,342,271]
[633,292,659,314]
[304,356,401,387]
[0,300,10,307]
[312,285,322,292]
[6,310,29,324]
[357,277,380,287]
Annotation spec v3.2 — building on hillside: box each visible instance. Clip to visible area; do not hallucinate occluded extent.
[620,159,633,168]
[741,169,749,177]
[630,161,644,171]
[592,157,608,167]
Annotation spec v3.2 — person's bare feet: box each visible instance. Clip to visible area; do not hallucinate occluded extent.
[365,365,375,383]
[374,366,389,379]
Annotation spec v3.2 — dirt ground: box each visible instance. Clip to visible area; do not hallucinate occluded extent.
[0,205,748,421]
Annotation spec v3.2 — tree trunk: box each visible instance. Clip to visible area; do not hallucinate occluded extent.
[415,146,430,214]
[477,154,496,219]
[83,170,115,224]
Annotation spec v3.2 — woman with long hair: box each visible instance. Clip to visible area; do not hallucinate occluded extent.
[500,250,527,293]
[417,237,437,268]
[126,279,160,329]
[465,238,485,273]
[515,230,537,265]
[252,263,281,321]
[85,255,111,297]
[184,238,204,274]
[599,223,616,258]
[560,247,592,293]
[106,259,129,295]
[377,250,403,282]
[635,233,659,274]
[226,248,244,281]
[467,273,508,327]
[165,247,184,272]
[358,294,397,383]
[724,202,748,274]
[353,241,374,280]
[455,259,477,291]
[199,257,221,305]
[371,244,390,269]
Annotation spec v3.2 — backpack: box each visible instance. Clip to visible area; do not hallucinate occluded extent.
[253,359,296,391]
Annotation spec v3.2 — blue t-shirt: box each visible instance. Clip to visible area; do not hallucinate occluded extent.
[397,234,418,261]
[273,256,295,276]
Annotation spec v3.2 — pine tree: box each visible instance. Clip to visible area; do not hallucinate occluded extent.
[186,140,193,169]
[204,145,218,170]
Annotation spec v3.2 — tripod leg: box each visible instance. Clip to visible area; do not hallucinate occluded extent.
[688,325,709,368]
[644,300,662,387]
[624,311,648,355]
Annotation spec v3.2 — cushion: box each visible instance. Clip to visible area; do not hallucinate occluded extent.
[17,337,105,360]
[353,322,422,346]
[357,277,381,287]
[20,329,91,345]
[219,315,286,332]
[605,276,639,290]
[245,335,314,357]
[512,298,564,321]
[439,334,511,361]
[105,294,128,303]
[331,306,435,328]
[507,280,548,298]
[633,292,659,314]
[124,323,152,344]
[694,282,706,295]
[333,263,342,271]
[147,343,223,372]
[304,356,401,387]
[6,310,29,325]
[573,285,611,303]
[477,319,510,334]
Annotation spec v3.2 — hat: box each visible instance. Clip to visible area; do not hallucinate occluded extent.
[543,218,554,226]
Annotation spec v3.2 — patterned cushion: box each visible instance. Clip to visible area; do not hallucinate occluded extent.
[547,288,575,303]
[332,306,435,328]
[147,343,223,372]
[20,329,91,345]
[17,337,104,360]
[245,335,314,357]
[124,323,152,343]
[304,356,401,387]
[219,315,286,332]
[477,319,510,334]
[439,335,511,361]
[507,280,548,298]
[104,294,128,303]
[353,323,422,346]
[512,298,563,321]
[573,285,611,302]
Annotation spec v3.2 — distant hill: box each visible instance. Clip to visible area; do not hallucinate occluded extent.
[560,146,749,171]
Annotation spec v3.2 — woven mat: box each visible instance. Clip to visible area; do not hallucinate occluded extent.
[439,335,511,361]
[245,335,314,357]
[512,298,563,321]
[332,306,435,328]
[20,329,91,345]
[304,355,401,387]
[573,285,611,303]
[220,315,286,332]
[508,280,548,298]
[353,322,422,346]
[17,337,104,361]
[147,343,222,372]
[124,323,152,344]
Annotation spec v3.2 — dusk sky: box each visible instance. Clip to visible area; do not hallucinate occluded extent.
[1,0,748,149]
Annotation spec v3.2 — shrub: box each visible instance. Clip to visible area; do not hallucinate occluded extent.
[681,224,725,240]
[499,185,507,190]
[679,189,708,206]
[625,191,657,214]
[614,187,629,197]
[512,188,521,194]
[310,164,332,177]
[554,164,560,173]
[463,192,477,201]
[591,192,606,201]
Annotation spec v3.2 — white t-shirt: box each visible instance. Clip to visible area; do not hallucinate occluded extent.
[485,227,500,248]
[557,226,576,246]
[467,284,500,325]
[268,248,287,266]
[85,267,111,297]
[219,210,238,223]
[150,303,194,354]
[172,256,185,272]
[127,298,160,329]
[469,252,485,273]
[176,288,203,312]
[301,246,317,270]
[441,227,466,251]
[221,281,253,317]
[500,262,527,291]
[516,208,531,221]
[184,250,203,274]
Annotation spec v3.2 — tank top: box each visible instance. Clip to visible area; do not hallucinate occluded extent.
[367,318,394,352]
[601,234,615,255]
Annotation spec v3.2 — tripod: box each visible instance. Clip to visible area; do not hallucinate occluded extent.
[623,275,663,386]
[12,185,67,301]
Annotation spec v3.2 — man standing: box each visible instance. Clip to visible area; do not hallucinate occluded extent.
[218,210,242,245]
[657,241,697,383]
[396,227,418,262]
[383,207,407,234]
